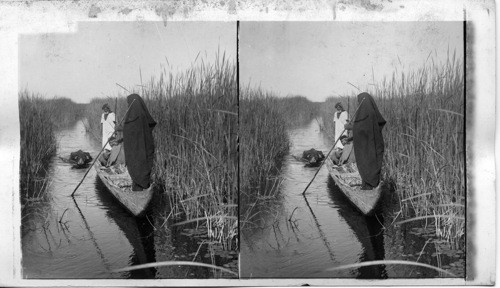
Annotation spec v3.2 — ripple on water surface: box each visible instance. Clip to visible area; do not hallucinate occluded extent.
[22,120,238,279]
[240,120,465,279]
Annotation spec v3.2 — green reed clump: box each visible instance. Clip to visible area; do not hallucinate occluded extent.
[319,53,464,248]
[19,91,57,200]
[239,88,290,230]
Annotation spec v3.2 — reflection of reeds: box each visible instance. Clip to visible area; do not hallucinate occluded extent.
[87,54,237,250]
[319,53,464,248]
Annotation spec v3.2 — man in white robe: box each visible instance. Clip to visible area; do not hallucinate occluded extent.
[100,104,116,150]
[333,102,348,149]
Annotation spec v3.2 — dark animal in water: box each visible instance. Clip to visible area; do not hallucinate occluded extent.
[66,150,93,168]
[302,148,325,167]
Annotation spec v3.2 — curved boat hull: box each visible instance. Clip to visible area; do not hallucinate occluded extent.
[325,157,383,215]
[94,161,154,217]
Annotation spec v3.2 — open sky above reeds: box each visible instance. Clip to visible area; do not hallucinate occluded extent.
[19,21,236,103]
[240,21,463,101]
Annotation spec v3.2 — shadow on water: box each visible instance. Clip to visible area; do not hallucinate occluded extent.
[327,175,465,278]
[93,177,157,279]
[22,119,237,279]
[241,120,386,278]
[326,177,387,279]
[146,193,238,279]
[241,119,464,278]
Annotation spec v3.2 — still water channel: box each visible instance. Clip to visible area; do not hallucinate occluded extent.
[240,120,465,278]
[21,120,237,279]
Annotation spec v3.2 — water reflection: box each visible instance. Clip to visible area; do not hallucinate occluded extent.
[93,177,156,278]
[326,177,387,278]
[241,119,463,278]
[241,120,381,278]
[22,119,235,279]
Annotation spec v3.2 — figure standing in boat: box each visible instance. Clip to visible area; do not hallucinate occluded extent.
[333,102,349,149]
[116,94,157,191]
[345,92,386,190]
[101,103,116,151]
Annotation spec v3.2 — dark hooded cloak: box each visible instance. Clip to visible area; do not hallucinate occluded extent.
[352,92,386,187]
[123,94,157,189]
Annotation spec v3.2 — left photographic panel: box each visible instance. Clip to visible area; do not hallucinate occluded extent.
[19,21,238,279]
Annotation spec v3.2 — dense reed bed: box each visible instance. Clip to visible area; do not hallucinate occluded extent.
[320,54,465,247]
[19,91,84,200]
[86,55,238,250]
[239,89,290,229]
[148,56,237,251]
[19,91,57,200]
[273,95,321,127]
[47,98,87,129]
[239,91,321,230]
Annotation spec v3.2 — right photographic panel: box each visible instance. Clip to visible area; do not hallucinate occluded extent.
[239,22,465,279]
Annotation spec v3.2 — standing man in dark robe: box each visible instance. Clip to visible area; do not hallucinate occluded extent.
[345,92,386,190]
[116,94,157,191]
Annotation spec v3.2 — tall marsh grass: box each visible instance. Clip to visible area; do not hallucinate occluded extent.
[19,91,57,200]
[148,55,237,250]
[19,91,84,200]
[239,91,322,230]
[320,54,465,247]
[274,96,321,127]
[86,55,238,250]
[240,89,290,229]
[47,98,87,129]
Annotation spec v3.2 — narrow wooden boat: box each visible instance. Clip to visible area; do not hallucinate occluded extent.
[325,157,383,215]
[94,161,154,217]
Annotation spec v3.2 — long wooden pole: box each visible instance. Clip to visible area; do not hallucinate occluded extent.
[301,97,366,195]
[71,99,136,197]
[114,97,118,119]
[347,81,361,92]
[116,83,130,93]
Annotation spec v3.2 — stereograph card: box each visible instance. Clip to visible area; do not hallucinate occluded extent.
[0,0,495,286]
